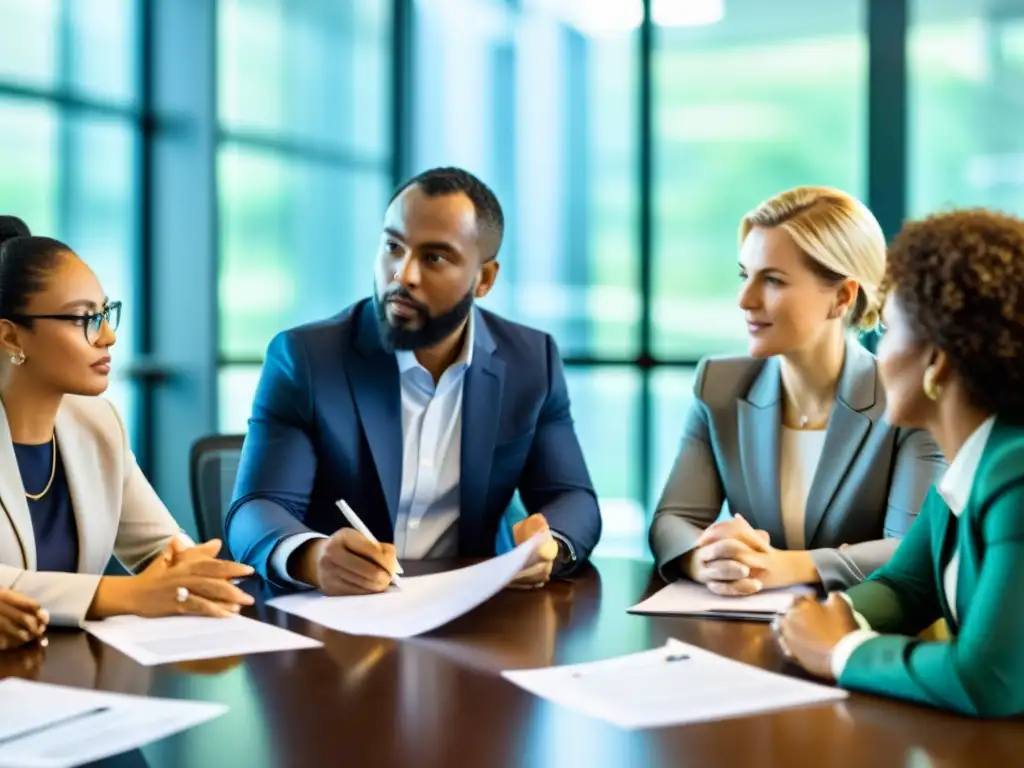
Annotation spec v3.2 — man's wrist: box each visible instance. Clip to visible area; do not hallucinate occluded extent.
[291,539,325,589]
[549,531,577,574]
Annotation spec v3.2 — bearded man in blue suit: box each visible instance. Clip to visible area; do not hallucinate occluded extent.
[226,167,602,594]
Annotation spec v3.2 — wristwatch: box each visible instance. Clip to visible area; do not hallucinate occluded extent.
[550,530,577,575]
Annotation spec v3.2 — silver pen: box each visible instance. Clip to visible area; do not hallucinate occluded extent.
[335,499,403,585]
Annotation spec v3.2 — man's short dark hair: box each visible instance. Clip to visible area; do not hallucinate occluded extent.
[390,167,504,261]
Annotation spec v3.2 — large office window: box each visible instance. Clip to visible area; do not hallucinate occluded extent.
[0,0,140,440]
[412,0,643,556]
[650,0,867,531]
[412,0,641,358]
[909,0,1024,216]
[653,0,867,361]
[217,0,393,432]
[409,0,870,558]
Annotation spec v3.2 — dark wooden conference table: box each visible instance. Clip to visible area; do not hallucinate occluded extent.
[1,558,1020,768]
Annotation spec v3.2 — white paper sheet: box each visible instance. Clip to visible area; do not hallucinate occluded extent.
[267,534,543,638]
[81,614,322,666]
[502,638,848,730]
[0,678,226,768]
[628,581,814,620]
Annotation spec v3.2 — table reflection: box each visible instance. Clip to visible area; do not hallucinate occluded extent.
[0,641,46,679]
[34,631,154,694]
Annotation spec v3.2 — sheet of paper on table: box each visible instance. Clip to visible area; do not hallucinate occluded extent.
[81,614,322,666]
[267,534,544,638]
[628,581,814,620]
[0,678,227,768]
[502,638,848,730]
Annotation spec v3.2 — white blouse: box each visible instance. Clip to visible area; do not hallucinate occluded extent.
[779,426,827,550]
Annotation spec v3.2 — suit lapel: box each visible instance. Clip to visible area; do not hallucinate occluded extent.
[459,312,504,556]
[803,340,875,546]
[0,400,35,569]
[54,405,112,574]
[347,302,403,529]
[738,358,785,547]
[934,498,960,628]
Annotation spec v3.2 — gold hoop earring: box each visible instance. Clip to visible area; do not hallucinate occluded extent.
[9,351,25,366]
[922,366,942,401]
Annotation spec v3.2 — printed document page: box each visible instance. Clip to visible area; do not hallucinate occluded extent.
[268,535,543,638]
[502,638,847,730]
[0,678,226,768]
[82,614,322,666]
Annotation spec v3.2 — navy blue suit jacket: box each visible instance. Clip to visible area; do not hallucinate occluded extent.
[225,299,602,584]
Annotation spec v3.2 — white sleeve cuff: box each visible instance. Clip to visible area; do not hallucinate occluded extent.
[270,533,328,588]
[835,591,872,631]
[830,629,879,679]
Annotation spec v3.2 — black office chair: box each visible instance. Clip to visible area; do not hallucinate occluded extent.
[189,434,245,549]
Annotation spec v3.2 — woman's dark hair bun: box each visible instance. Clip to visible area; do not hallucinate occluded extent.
[0,218,71,318]
[0,216,31,246]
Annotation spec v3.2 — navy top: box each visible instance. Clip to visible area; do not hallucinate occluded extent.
[13,441,79,573]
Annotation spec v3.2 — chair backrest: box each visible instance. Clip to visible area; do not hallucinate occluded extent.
[189,434,245,547]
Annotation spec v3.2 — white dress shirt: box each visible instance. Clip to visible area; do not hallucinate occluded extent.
[779,426,827,550]
[829,416,996,678]
[270,315,475,586]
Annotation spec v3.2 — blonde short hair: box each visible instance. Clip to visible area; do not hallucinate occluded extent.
[739,186,886,330]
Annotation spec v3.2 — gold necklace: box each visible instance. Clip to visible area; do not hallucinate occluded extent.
[24,435,56,501]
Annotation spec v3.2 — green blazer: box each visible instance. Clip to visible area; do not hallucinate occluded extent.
[840,419,1024,717]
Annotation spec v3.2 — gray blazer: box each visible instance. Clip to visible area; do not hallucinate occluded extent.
[650,339,946,590]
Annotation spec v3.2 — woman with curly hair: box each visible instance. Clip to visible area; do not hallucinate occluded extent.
[777,208,1024,717]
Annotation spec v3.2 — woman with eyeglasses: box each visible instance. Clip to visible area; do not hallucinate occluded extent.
[0,216,253,649]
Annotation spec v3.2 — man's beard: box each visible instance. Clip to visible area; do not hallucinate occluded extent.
[374,286,475,352]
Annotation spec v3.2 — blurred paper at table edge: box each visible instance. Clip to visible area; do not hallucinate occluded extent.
[0,678,227,768]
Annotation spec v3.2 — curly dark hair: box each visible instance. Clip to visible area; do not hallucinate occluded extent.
[885,208,1024,421]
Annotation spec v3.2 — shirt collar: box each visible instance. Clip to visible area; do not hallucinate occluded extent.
[937,416,996,516]
[395,309,475,375]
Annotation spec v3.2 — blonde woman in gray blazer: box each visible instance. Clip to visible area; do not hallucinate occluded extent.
[650,188,945,593]
[0,217,253,646]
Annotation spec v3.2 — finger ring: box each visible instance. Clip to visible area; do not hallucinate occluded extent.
[175,586,189,603]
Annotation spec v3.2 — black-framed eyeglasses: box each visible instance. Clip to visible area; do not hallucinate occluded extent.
[5,301,122,344]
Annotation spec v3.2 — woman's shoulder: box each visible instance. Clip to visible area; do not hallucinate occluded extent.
[978,420,1024,494]
[58,396,126,443]
[692,354,770,408]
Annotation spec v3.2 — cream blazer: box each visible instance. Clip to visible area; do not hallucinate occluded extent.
[0,395,186,625]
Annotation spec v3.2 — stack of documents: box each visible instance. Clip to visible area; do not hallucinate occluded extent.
[628,581,814,621]
[268,535,542,638]
[0,678,226,768]
[81,614,322,666]
[502,639,847,729]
